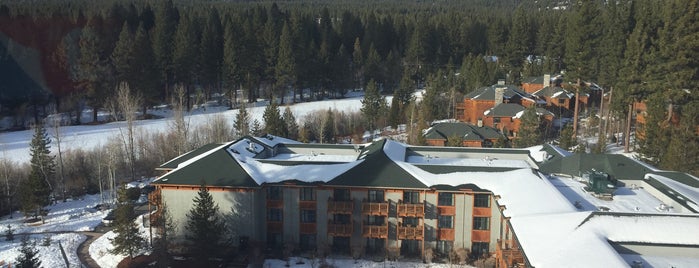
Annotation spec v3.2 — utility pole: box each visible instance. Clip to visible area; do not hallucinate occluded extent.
[598,87,605,141]
[625,102,633,153]
[572,79,581,139]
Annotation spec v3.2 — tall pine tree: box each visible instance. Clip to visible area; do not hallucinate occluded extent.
[263,101,286,137]
[282,106,299,140]
[15,235,41,268]
[186,183,227,265]
[20,124,54,219]
[109,185,144,259]
[514,106,542,148]
[233,103,250,138]
[361,79,387,131]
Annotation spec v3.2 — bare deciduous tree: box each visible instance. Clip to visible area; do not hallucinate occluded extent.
[170,85,190,155]
[113,82,142,181]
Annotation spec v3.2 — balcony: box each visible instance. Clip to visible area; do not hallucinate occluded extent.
[267,221,283,233]
[327,222,353,237]
[472,230,490,242]
[397,203,424,217]
[397,225,424,240]
[473,207,491,217]
[497,239,525,268]
[361,202,388,216]
[328,199,353,214]
[438,206,455,215]
[300,223,316,234]
[437,228,455,241]
[267,199,283,208]
[362,225,388,238]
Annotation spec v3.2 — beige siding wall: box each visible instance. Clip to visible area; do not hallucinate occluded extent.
[161,188,259,247]
[489,195,502,253]
[317,189,331,246]
[423,192,438,250]
[283,188,300,243]
[454,193,472,249]
[350,189,366,249]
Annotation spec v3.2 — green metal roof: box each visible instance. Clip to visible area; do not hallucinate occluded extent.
[648,171,699,188]
[538,153,655,180]
[424,122,504,141]
[154,143,258,188]
[329,139,428,189]
[522,76,544,84]
[430,183,488,192]
[157,143,223,170]
[532,86,572,99]
[408,146,531,156]
[464,84,529,100]
[485,103,525,117]
[415,165,519,174]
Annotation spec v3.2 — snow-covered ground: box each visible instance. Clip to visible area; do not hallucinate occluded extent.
[89,214,151,268]
[0,95,378,164]
[0,194,105,267]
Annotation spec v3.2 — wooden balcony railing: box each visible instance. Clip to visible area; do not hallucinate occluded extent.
[148,188,162,227]
[438,228,455,241]
[267,221,283,232]
[362,225,388,238]
[300,201,316,209]
[361,202,389,215]
[327,222,353,237]
[300,223,316,234]
[397,225,424,240]
[328,200,353,214]
[472,230,490,242]
[496,239,525,268]
[438,206,455,215]
[473,207,491,216]
[267,199,283,208]
[397,203,424,217]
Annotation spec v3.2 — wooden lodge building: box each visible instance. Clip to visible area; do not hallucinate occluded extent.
[150,135,699,267]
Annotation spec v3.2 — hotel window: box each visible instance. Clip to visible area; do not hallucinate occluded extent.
[403,217,419,227]
[474,194,490,208]
[301,209,316,223]
[473,217,490,230]
[333,214,350,224]
[268,208,282,222]
[367,215,385,226]
[267,186,282,200]
[300,234,317,251]
[368,190,384,202]
[334,188,351,201]
[471,242,489,257]
[300,188,315,201]
[438,215,453,229]
[267,232,282,249]
[403,191,420,204]
[436,240,453,255]
[438,193,453,206]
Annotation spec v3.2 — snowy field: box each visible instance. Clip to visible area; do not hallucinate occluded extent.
[0,95,376,164]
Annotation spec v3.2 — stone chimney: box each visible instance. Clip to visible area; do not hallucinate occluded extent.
[544,74,551,88]
[494,87,505,105]
[497,79,505,86]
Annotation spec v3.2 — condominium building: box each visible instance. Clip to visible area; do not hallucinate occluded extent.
[150,135,699,267]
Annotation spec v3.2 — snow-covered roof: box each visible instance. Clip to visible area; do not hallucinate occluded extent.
[153,138,699,267]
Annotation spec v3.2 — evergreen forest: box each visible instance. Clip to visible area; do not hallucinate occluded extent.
[0,0,697,175]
